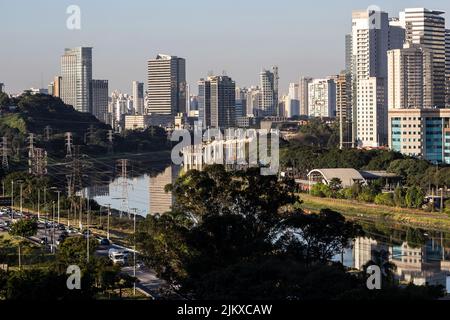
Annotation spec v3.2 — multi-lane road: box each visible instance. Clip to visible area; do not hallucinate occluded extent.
[0,207,167,299]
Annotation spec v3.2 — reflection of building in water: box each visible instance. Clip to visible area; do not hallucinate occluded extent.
[86,184,110,198]
[353,236,450,290]
[353,237,389,270]
[149,166,180,215]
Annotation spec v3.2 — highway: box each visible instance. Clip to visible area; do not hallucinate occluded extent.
[0,207,167,299]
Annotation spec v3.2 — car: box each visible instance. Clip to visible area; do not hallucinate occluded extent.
[99,238,111,246]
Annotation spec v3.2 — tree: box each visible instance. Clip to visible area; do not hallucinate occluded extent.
[405,186,425,209]
[9,218,38,269]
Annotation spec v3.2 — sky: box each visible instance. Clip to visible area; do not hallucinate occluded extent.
[1,0,450,96]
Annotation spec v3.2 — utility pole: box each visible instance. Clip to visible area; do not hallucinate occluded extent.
[37,188,40,219]
[19,182,23,215]
[56,190,61,224]
[10,180,14,220]
[132,208,137,296]
[106,204,111,240]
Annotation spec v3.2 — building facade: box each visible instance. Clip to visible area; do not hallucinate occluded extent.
[147,54,186,116]
[387,43,433,109]
[307,78,336,118]
[401,8,446,108]
[389,108,450,164]
[91,79,109,123]
[260,67,279,116]
[61,47,93,113]
[132,81,144,115]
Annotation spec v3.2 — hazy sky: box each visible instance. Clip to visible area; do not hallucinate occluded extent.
[1,0,450,95]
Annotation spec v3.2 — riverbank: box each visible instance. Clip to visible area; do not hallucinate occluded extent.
[300,193,450,232]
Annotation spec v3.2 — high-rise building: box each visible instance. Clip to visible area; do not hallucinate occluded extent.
[286,83,300,118]
[446,29,450,107]
[387,43,433,110]
[49,76,62,98]
[198,78,211,128]
[307,78,336,118]
[299,77,313,116]
[0,83,4,93]
[235,87,247,119]
[260,67,279,116]
[147,54,186,116]
[335,73,352,149]
[91,80,109,123]
[388,18,406,50]
[132,81,144,115]
[245,86,261,117]
[61,47,93,113]
[345,34,353,74]
[210,75,236,129]
[401,8,446,108]
[351,9,389,148]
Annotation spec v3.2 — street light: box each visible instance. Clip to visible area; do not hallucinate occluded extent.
[50,187,61,224]
[103,203,111,240]
[131,208,138,296]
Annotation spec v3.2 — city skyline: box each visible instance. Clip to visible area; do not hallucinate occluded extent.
[2,0,450,95]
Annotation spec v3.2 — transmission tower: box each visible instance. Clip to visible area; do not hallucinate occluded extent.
[29,148,47,176]
[1,137,9,170]
[116,159,130,218]
[65,132,73,158]
[85,125,95,145]
[107,130,114,154]
[44,125,52,141]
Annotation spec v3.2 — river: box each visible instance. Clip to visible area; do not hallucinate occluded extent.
[83,164,450,292]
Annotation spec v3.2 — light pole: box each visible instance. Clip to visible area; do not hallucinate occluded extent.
[107,204,111,240]
[57,190,61,224]
[132,208,137,296]
[19,182,23,215]
[10,180,14,219]
[37,189,40,220]
[52,201,56,253]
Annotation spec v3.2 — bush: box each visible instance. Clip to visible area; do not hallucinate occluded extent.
[311,183,332,198]
[374,193,395,207]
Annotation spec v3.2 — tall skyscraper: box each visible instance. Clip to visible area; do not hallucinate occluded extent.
[210,75,236,129]
[198,78,211,128]
[387,43,433,110]
[132,81,144,115]
[245,87,261,117]
[335,73,352,149]
[147,54,186,116]
[388,18,406,50]
[446,29,450,107]
[299,77,312,116]
[260,67,279,116]
[401,8,446,108]
[61,47,93,113]
[286,83,300,117]
[307,78,336,118]
[91,80,109,123]
[351,9,389,147]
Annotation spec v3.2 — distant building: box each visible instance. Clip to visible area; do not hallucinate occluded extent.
[91,80,109,123]
[388,108,450,164]
[49,76,62,98]
[210,75,236,129]
[147,54,186,116]
[446,29,450,107]
[307,78,336,118]
[27,88,48,95]
[260,67,279,116]
[124,114,150,131]
[299,77,313,116]
[335,73,352,148]
[132,81,144,115]
[198,78,211,128]
[0,83,3,93]
[401,8,446,107]
[61,47,93,113]
[388,43,433,109]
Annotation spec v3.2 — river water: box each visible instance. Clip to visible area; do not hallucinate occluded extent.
[84,165,450,291]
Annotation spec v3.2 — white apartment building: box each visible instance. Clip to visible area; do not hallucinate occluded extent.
[307,78,336,118]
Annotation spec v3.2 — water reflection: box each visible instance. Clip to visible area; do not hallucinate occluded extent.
[343,230,450,292]
[84,165,180,216]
